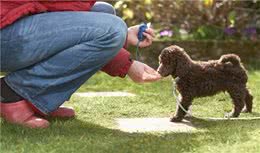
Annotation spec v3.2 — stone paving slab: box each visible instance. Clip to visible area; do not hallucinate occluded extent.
[116,117,197,133]
[75,92,136,97]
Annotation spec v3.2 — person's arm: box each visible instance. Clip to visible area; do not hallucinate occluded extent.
[101,48,161,83]
[101,48,132,78]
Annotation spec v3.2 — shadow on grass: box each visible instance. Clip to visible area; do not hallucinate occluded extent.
[1,117,260,153]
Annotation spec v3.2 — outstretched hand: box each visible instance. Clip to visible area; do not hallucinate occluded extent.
[127,25,155,48]
[128,60,162,83]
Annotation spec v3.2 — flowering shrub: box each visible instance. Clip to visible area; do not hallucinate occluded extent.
[114,0,259,41]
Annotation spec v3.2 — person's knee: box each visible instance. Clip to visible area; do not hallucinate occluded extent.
[97,15,127,51]
[76,13,127,52]
[111,17,127,50]
[91,2,116,15]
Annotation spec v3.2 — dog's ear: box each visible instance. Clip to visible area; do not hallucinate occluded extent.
[159,48,172,64]
[158,47,177,77]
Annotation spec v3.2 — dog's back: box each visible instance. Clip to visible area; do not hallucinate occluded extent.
[192,54,247,82]
[182,54,248,97]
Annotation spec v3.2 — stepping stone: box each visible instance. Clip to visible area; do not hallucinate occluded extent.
[75,92,136,97]
[116,117,197,133]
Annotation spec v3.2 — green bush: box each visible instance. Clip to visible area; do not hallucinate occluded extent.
[114,0,260,41]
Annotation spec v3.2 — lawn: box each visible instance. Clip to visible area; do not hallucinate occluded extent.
[1,63,260,153]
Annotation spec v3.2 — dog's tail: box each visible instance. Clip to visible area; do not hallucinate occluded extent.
[219,54,241,67]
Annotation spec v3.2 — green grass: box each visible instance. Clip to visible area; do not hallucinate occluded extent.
[1,66,260,153]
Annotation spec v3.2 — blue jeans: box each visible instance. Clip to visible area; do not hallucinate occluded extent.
[0,2,127,114]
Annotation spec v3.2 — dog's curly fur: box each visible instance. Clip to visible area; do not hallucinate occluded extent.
[157,45,253,122]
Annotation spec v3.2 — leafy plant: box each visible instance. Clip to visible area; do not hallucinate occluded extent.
[114,0,259,41]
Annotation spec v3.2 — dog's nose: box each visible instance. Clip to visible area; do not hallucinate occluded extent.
[157,67,162,74]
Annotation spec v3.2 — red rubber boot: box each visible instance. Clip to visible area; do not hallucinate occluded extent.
[28,102,75,118]
[0,100,49,128]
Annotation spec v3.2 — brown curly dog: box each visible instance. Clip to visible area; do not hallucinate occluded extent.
[157,45,253,122]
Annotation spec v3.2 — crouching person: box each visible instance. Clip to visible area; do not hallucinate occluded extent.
[0,1,161,128]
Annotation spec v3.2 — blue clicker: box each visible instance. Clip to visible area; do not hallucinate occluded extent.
[137,23,148,41]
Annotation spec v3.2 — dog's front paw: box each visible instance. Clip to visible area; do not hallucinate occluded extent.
[170,116,183,122]
[225,112,239,118]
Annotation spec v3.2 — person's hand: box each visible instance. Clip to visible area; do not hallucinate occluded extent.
[128,60,162,83]
[127,25,155,48]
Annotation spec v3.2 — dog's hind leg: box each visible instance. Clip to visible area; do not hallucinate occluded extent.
[242,88,253,113]
[227,87,246,117]
[170,95,192,122]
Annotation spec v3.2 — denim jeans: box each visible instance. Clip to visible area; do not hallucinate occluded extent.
[0,2,127,114]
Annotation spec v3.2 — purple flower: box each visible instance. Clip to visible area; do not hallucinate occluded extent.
[224,27,237,35]
[244,27,257,36]
[160,30,173,37]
